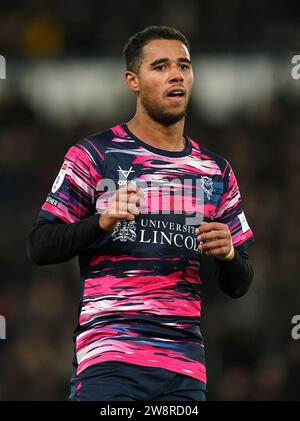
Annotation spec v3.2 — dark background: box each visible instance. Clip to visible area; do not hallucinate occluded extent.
[0,0,300,400]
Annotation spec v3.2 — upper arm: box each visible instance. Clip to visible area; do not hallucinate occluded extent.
[39,139,103,224]
[214,161,254,253]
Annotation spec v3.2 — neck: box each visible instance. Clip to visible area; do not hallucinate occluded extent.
[127,107,186,152]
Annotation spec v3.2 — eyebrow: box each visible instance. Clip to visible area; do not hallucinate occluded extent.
[149,57,192,67]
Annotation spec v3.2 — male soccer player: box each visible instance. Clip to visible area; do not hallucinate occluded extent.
[28,26,254,401]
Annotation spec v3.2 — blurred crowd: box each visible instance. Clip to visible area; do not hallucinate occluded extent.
[0,0,299,57]
[0,0,300,402]
[0,89,299,400]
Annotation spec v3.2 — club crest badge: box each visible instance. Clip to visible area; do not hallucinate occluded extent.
[112,220,137,242]
[200,176,213,200]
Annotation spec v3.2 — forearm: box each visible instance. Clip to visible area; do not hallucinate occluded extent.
[215,249,254,298]
[27,214,111,265]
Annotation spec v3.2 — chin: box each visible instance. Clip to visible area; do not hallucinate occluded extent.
[142,97,187,126]
[157,111,186,126]
[148,107,186,126]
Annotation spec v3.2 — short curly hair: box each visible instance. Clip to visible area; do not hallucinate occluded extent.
[123,25,190,73]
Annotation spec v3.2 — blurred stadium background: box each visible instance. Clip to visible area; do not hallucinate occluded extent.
[0,0,300,400]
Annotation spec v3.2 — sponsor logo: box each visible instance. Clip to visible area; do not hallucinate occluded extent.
[112,217,200,253]
[51,161,68,193]
[46,196,59,207]
[117,166,135,186]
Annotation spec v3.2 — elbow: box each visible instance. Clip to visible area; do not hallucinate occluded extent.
[219,264,254,299]
[224,284,251,299]
[220,269,254,299]
[26,233,47,266]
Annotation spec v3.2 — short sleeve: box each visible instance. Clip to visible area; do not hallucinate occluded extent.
[39,139,103,224]
[214,161,254,252]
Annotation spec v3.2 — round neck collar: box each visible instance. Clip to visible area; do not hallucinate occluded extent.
[122,123,192,158]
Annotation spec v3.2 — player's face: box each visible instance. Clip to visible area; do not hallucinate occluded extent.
[132,39,194,125]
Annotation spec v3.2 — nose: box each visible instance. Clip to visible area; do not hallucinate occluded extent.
[169,65,184,83]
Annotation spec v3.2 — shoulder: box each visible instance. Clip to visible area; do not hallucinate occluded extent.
[79,125,122,156]
[190,138,231,178]
[70,124,128,164]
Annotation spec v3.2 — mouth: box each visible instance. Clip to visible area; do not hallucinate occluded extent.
[166,88,186,103]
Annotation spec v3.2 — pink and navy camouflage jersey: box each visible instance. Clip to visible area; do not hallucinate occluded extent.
[39,124,254,384]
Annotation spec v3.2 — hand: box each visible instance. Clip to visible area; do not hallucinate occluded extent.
[195,222,235,260]
[99,184,146,232]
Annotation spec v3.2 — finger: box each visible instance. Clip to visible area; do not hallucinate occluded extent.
[117,191,137,206]
[197,230,230,242]
[124,212,136,221]
[127,192,141,206]
[199,239,228,251]
[116,185,135,194]
[127,184,146,197]
[114,193,141,214]
[136,187,147,198]
[204,245,231,256]
[109,209,132,219]
[116,199,129,214]
[115,185,139,201]
[195,222,215,235]
[198,222,229,234]
[116,188,129,204]
[127,202,140,216]
[119,188,146,203]
[112,208,137,220]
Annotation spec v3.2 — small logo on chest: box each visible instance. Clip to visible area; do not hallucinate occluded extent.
[200,176,213,200]
[117,166,135,186]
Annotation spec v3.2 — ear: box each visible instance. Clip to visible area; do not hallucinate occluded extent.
[125,71,140,93]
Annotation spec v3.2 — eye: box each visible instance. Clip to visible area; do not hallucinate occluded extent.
[179,63,191,70]
[154,65,167,71]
